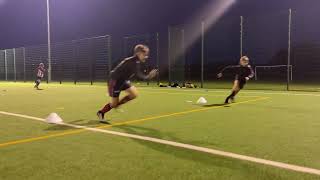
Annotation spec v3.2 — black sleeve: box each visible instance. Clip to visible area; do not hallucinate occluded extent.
[135,61,149,80]
[219,65,240,73]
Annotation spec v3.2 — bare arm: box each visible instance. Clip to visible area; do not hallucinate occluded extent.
[136,62,158,80]
[246,65,255,80]
[217,65,240,78]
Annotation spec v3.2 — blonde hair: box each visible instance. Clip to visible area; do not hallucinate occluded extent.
[241,56,249,61]
[134,44,149,54]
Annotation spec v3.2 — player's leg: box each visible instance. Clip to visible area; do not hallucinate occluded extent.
[117,86,138,106]
[98,85,137,118]
[37,78,41,89]
[230,80,245,102]
[97,97,119,121]
[225,80,240,104]
[97,80,121,121]
[34,78,40,89]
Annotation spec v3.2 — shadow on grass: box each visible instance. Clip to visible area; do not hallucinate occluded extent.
[202,103,230,107]
[112,125,292,179]
[45,119,108,131]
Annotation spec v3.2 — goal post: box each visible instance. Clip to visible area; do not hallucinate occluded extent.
[254,65,293,81]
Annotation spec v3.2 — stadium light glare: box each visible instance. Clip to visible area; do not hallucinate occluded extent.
[184,0,236,52]
[0,0,7,7]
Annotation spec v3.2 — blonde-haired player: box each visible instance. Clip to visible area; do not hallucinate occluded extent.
[97,44,158,122]
[217,56,254,104]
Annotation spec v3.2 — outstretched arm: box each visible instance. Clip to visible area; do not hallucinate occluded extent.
[217,65,240,78]
[246,65,255,80]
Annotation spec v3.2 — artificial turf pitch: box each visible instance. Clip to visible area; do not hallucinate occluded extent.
[0,82,320,180]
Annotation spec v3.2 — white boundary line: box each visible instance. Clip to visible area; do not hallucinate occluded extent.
[1,110,320,176]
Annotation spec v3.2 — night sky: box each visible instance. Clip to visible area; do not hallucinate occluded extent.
[0,0,320,65]
[0,0,317,49]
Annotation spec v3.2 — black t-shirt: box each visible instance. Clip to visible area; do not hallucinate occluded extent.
[220,65,254,80]
[110,56,148,81]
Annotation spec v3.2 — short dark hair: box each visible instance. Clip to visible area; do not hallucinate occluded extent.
[134,44,149,54]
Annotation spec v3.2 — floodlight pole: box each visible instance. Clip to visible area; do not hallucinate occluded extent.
[287,8,292,91]
[46,0,52,82]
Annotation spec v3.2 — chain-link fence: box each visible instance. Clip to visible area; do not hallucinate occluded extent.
[165,9,320,91]
[0,35,112,84]
[122,33,160,85]
[291,8,320,91]
[2,9,320,91]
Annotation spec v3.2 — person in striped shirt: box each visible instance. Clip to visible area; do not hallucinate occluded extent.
[217,56,254,104]
[34,63,46,90]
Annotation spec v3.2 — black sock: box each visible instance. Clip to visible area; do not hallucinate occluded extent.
[225,91,236,103]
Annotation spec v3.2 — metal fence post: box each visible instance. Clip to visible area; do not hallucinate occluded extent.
[287,8,292,91]
[73,40,77,85]
[23,47,26,82]
[168,26,171,84]
[13,48,16,82]
[107,36,112,80]
[46,0,52,83]
[4,50,7,81]
[201,21,205,88]
[156,32,160,85]
[240,16,244,57]
[181,28,185,84]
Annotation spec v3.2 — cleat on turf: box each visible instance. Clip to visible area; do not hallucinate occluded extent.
[97,111,106,122]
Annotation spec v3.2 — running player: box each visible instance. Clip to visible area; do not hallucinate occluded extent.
[97,44,158,122]
[34,63,46,90]
[217,56,254,104]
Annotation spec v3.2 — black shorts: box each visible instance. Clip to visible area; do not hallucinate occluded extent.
[237,79,246,89]
[35,77,42,83]
[108,79,132,98]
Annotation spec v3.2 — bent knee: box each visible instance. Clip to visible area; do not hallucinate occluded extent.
[111,102,119,108]
[130,93,138,99]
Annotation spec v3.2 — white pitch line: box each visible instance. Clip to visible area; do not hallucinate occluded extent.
[1,110,320,176]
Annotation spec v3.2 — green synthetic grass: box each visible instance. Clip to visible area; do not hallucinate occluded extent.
[7,80,320,91]
[0,82,320,180]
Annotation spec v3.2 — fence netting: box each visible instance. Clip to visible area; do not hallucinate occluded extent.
[122,33,159,85]
[242,10,289,90]
[291,8,320,91]
[204,16,241,89]
[2,9,320,91]
[0,35,112,84]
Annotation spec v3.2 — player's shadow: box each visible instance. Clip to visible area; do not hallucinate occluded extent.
[202,103,230,107]
[115,125,277,178]
[45,119,108,131]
